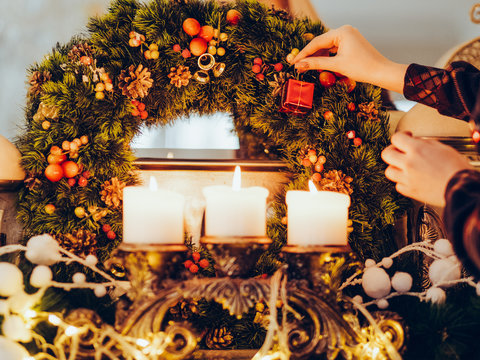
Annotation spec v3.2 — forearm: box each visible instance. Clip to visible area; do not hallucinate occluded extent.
[444,169,480,280]
[369,60,408,94]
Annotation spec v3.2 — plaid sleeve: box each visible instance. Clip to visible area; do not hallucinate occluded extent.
[444,169,480,280]
[403,61,480,121]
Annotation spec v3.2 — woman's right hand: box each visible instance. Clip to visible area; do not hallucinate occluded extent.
[292,25,408,93]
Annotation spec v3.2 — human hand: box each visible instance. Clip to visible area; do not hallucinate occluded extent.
[292,25,408,93]
[381,132,473,206]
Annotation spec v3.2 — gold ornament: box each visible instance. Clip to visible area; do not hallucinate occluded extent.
[167,65,193,88]
[317,170,353,195]
[212,62,226,77]
[28,71,52,97]
[118,64,154,98]
[54,229,97,256]
[357,101,379,121]
[193,70,210,84]
[33,102,59,122]
[198,53,216,71]
[100,177,126,208]
[205,327,234,349]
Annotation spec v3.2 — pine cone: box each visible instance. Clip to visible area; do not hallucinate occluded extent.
[168,65,192,88]
[29,71,51,97]
[100,177,126,208]
[268,72,290,97]
[33,102,59,122]
[268,5,293,22]
[68,42,95,62]
[24,172,41,190]
[169,299,199,320]
[205,327,234,350]
[54,229,97,256]
[317,170,353,195]
[118,64,154,98]
[357,101,379,121]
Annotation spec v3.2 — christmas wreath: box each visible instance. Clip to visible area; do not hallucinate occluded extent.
[13,0,480,358]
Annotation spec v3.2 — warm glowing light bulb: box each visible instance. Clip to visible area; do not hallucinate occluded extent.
[149,176,158,191]
[232,166,241,191]
[136,338,150,348]
[24,309,37,319]
[48,314,61,326]
[308,180,317,192]
[65,326,79,336]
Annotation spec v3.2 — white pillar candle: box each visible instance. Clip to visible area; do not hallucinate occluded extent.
[123,176,185,244]
[286,181,350,246]
[202,166,269,237]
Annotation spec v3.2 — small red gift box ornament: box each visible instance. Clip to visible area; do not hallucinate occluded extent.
[279,79,315,115]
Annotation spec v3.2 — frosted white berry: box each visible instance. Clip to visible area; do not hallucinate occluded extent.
[362,267,391,299]
[391,272,413,293]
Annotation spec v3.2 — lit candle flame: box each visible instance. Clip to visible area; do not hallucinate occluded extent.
[149,176,158,192]
[308,180,318,193]
[232,166,241,191]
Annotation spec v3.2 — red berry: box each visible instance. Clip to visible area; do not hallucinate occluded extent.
[82,171,91,179]
[347,102,356,111]
[319,71,336,88]
[473,130,480,143]
[256,73,265,81]
[261,273,268,279]
[274,63,283,72]
[192,252,201,262]
[338,77,356,93]
[312,172,322,181]
[45,164,64,182]
[50,146,62,155]
[173,44,181,52]
[301,158,312,167]
[132,99,140,106]
[346,130,356,139]
[323,111,333,121]
[353,137,362,146]
[183,18,201,36]
[102,224,111,233]
[314,163,323,172]
[62,161,80,178]
[67,178,76,187]
[307,149,316,157]
[226,9,241,25]
[184,260,194,269]
[181,49,191,58]
[47,153,66,165]
[189,264,199,273]
[140,111,148,119]
[253,57,263,65]
[77,176,88,187]
[252,64,261,74]
[131,108,140,117]
[106,230,116,240]
[137,103,146,111]
[199,259,209,268]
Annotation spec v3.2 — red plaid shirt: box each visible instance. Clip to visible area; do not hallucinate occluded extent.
[404,62,480,279]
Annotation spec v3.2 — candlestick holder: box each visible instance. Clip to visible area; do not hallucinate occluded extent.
[69,241,406,360]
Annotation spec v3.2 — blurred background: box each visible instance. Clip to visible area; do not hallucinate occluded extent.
[1,0,478,153]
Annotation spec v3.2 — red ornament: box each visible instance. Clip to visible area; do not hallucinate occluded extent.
[198,25,214,42]
[184,260,194,269]
[199,259,209,268]
[301,158,312,167]
[323,111,333,121]
[319,71,336,88]
[314,163,323,172]
[347,102,356,111]
[252,64,261,74]
[67,178,76,187]
[189,37,208,56]
[47,153,66,165]
[192,252,201,262]
[253,57,263,66]
[256,73,265,81]
[45,164,64,182]
[173,44,181,52]
[279,79,315,115]
[274,63,283,72]
[183,18,201,36]
[226,9,241,25]
[62,161,79,178]
[353,137,362,146]
[473,130,480,143]
[50,146,62,155]
[261,273,268,279]
[338,77,356,93]
[312,172,322,182]
[189,264,199,273]
[106,230,116,240]
[102,224,111,233]
[77,176,88,187]
[346,130,356,139]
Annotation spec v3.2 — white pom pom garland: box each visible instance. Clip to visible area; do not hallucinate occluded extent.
[362,267,391,299]
[381,257,393,269]
[426,287,446,304]
[94,285,107,298]
[433,239,454,257]
[364,259,376,268]
[391,272,413,293]
[0,263,23,297]
[30,266,53,288]
[72,273,86,284]
[429,258,461,287]
[85,255,98,266]
[0,336,29,360]
[2,315,32,342]
[377,299,389,309]
[25,234,61,266]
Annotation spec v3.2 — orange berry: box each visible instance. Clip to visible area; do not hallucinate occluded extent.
[312,172,322,182]
[44,204,55,214]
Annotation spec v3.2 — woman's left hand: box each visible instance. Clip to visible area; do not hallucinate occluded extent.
[381,131,474,206]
